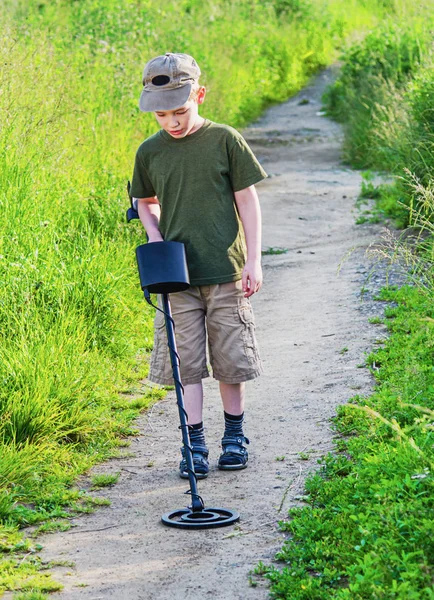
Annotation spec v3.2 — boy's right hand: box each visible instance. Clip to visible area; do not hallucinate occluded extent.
[242,258,263,298]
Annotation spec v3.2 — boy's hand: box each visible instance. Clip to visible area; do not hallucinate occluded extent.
[234,185,262,298]
[242,259,262,298]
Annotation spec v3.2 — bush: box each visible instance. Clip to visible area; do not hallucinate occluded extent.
[324,14,434,226]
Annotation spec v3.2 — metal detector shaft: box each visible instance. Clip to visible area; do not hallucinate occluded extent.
[161,293,204,513]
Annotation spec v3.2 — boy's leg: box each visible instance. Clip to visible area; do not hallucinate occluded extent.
[147,288,210,479]
[218,381,249,470]
[148,287,209,387]
[179,381,209,479]
[204,281,262,471]
[219,381,245,415]
[184,382,204,424]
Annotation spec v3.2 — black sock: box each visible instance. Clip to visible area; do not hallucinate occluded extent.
[189,422,207,449]
[223,412,244,438]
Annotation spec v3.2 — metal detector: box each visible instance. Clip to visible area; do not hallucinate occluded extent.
[126,185,239,529]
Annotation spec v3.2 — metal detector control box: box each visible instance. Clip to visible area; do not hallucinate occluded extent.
[135,242,190,295]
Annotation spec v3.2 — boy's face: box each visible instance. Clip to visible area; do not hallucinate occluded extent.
[154,87,206,138]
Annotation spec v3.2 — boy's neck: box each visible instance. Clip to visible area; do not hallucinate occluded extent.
[188,116,205,136]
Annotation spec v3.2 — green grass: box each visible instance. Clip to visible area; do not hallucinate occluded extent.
[90,473,120,489]
[262,247,289,255]
[13,594,50,600]
[323,5,434,227]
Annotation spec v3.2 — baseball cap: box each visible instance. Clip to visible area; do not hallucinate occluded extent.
[139,52,201,112]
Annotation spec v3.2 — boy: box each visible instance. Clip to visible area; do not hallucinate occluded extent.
[130,52,267,479]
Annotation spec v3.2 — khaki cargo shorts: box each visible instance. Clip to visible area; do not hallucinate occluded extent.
[149,280,262,385]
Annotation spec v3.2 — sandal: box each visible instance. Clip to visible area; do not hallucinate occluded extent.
[179,445,209,479]
[218,435,249,470]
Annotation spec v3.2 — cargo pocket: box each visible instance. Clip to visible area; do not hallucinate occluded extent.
[237,301,259,366]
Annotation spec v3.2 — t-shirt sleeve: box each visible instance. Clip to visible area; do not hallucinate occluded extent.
[130,148,156,198]
[228,132,268,192]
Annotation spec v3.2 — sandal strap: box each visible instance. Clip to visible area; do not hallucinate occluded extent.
[221,435,249,448]
[181,445,209,458]
[180,445,209,478]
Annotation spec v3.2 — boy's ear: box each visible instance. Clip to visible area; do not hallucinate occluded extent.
[196,86,206,105]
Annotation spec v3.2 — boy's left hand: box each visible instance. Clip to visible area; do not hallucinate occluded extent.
[242,259,263,298]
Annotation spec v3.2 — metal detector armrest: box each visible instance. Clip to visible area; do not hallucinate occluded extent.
[126,181,140,222]
[126,206,139,222]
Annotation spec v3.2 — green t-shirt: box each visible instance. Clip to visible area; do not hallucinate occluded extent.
[130,120,267,286]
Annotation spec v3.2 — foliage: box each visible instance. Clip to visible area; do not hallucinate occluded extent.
[13,593,50,600]
[90,473,120,489]
[323,6,434,226]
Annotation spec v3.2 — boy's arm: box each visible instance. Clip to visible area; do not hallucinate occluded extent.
[135,197,164,242]
[234,185,262,298]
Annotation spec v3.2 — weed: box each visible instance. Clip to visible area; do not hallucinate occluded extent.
[298,451,311,460]
[359,172,385,200]
[107,450,136,459]
[368,316,384,324]
[90,473,120,489]
[13,594,50,600]
[262,247,289,255]
[384,306,399,318]
[32,521,71,537]
[42,560,75,570]
[254,561,269,576]
[112,439,131,448]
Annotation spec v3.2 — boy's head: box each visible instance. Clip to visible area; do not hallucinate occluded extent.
[139,52,201,112]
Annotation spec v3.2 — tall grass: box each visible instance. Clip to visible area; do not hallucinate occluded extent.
[323,5,434,226]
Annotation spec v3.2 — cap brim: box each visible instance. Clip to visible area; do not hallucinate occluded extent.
[139,83,192,112]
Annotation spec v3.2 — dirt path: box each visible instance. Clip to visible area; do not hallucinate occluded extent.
[36,68,382,600]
